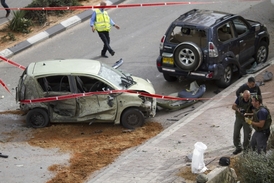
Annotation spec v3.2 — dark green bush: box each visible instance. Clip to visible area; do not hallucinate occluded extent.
[24,0,81,25]
[235,151,274,183]
[8,10,32,33]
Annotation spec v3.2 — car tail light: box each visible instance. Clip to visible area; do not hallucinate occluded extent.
[160,35,166,50]
[208,42,218,57]
[157,62,162,67]
[206,72,214,78]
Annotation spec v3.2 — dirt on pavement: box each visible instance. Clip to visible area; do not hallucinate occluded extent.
[0,111,163,183]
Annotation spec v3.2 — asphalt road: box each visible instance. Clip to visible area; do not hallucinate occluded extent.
[0,0,274,182]
[0,0,274,118]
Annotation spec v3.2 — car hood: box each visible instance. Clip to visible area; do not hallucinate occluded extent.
[128,76,156,94]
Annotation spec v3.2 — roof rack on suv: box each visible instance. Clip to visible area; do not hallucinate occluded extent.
[177,9,198,20]
[215,14,234,24]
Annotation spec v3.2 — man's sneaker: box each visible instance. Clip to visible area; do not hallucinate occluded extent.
[233,148,242,155]
[110,51,115,56]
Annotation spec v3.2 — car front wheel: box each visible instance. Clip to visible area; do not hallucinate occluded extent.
[121,108,145,129]
[255,41,268,64]
[26,108,49,128]
[216,65,232,88]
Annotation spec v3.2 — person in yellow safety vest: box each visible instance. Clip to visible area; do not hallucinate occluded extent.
[90,1,120,58]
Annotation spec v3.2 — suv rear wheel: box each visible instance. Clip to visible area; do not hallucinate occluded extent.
[255,41,268,63]
[174,42,202,71]
[216,65,232,88]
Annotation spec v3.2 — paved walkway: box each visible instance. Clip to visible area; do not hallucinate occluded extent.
[85,58,274,183]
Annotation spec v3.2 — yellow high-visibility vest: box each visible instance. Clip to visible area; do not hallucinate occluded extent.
[94,9,110,32]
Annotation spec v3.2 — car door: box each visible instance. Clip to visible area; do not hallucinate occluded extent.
[216,22,240,61]
[74,76,118,122]
[37,75,77,121]
[232,17,255,65]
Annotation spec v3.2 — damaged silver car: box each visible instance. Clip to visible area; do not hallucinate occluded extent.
[16,59,157,129]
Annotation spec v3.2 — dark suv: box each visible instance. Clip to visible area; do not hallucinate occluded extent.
[156,9,269,88]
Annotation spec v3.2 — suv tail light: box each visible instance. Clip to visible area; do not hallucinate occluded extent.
[160,35,166,50]
[208,42,218,57]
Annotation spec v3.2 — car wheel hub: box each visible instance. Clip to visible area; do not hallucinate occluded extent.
[179,48,195,66]
[224,66,232,82]
[31,114,44,125]
[128,114,138,125]
[257,46,266,63]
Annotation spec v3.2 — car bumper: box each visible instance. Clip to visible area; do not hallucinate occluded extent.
[156,55,223,80]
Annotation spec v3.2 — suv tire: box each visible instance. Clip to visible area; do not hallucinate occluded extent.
[163,73,177,82]
[174,42,202,71]
[255,41,268,64]
[216,65,232,88]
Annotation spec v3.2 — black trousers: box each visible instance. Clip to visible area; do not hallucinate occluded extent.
[1,0,10,13]
[97,31,113,55]
[250,129,270,154]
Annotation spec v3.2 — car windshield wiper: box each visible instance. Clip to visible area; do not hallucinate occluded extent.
[120,76,136,88]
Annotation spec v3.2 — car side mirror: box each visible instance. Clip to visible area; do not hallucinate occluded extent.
[112,58,123,69]
[252,24,260,32]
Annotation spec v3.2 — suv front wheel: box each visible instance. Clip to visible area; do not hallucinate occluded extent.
[216,65,232,88]
[174,42,202,71]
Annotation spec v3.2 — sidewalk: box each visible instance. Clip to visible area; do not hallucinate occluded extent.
[84,58,274,183]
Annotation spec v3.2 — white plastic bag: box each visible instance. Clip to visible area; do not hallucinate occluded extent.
[191,142,207,174]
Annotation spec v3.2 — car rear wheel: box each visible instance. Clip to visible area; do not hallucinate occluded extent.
[121,108,145,129]
[255,41,268,64]
[216,65,232,88]
[26,108,49,128]
[163,73,177,82]
[174,42,202,71]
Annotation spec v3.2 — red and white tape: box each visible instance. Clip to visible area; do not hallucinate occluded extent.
[0,1,262,11]
[20,89,208,104]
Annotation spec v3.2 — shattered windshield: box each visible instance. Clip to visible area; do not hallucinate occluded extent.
[98,63,124,89]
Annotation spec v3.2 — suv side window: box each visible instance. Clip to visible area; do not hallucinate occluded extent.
[217,23,233,42]
[232,18,248,37]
